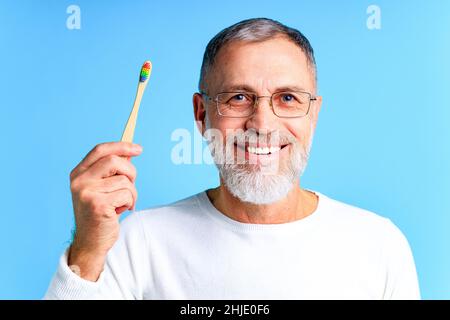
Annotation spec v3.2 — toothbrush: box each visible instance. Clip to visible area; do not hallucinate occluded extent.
[121,61,152,143]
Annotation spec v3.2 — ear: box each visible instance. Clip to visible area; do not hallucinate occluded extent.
[193,93,207,135]
[310,95,322,131]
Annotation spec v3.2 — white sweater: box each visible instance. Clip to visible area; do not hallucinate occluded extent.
[45,190,420,299]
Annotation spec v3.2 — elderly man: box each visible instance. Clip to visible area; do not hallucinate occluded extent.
[45,18,420,299]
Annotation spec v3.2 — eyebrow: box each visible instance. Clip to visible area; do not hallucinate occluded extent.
[219,84,308,93]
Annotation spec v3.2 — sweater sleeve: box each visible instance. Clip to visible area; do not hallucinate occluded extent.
[44,212,150,300]
[382,219,421,300]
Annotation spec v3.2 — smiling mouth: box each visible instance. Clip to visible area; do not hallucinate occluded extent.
[235,143,289,155]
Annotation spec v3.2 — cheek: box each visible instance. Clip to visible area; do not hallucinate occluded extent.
[284,119,312,145]
[212,118,247,140]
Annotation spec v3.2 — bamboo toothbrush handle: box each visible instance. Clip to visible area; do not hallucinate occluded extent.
[121,81,148,143]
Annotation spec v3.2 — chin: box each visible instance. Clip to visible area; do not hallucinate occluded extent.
[219,164,297,205]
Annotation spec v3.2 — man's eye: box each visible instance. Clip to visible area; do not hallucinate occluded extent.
[232,94,246,101]
[281,94,295,102]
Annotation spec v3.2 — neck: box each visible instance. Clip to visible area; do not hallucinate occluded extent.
[206,178,318,224]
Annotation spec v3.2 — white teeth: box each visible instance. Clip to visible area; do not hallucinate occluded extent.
[269,146,280,153]
[246,146,281,155]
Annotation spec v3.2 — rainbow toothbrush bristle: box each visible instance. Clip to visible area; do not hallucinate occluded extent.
[139,61,151,82]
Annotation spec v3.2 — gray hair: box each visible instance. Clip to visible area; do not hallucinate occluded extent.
[198,18,317,92]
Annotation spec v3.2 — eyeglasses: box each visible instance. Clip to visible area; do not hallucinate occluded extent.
[200,91,317,118]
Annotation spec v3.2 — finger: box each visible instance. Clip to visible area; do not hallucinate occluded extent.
[96,175,138,207]
[104,188,134,212]
[71,142,142,179]
[96,175,134,192]
[115,206,129,215]
[82,154,137,182]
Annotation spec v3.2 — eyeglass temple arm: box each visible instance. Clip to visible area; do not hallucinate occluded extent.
[199,91,214,101]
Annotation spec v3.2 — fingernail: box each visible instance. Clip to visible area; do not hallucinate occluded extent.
[133,144,143,152]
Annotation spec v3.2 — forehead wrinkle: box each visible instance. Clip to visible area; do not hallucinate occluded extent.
[208,39,315,94]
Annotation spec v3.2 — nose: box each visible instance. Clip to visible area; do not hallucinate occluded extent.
[245,96,279,133]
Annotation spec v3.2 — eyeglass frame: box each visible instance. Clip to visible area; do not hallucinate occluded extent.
[199,90,317,118]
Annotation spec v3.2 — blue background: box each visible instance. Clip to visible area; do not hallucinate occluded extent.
[0,0,449,299]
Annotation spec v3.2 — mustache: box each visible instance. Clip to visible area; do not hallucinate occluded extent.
[225,128,297,147]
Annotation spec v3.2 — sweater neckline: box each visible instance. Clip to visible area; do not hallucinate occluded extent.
[196,188,325,233]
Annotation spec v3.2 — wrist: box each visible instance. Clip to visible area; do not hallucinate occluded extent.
[68,244,107,282]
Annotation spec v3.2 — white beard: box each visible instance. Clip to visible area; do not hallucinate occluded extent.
[204,115,313,205]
